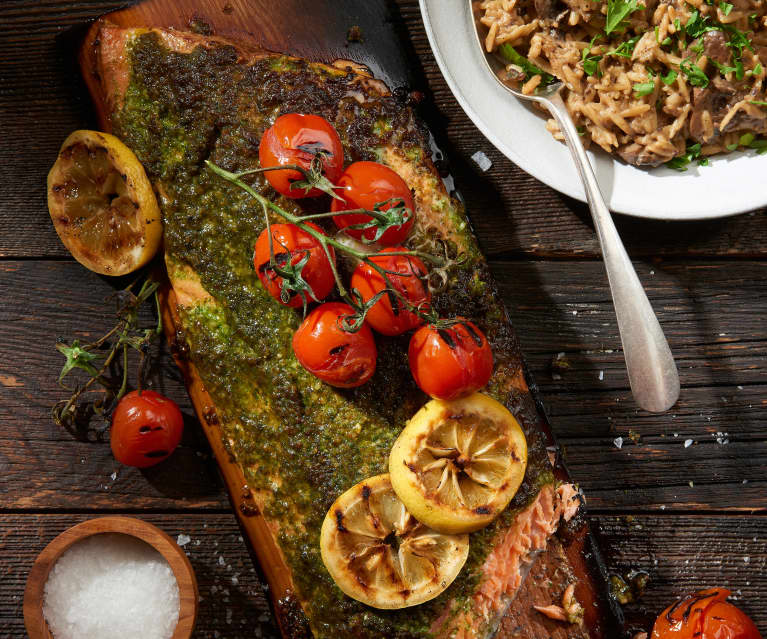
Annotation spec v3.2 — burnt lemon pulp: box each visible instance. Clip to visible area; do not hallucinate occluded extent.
[47,130,161,275]
[390,394,528,534]
[320,474,469,609]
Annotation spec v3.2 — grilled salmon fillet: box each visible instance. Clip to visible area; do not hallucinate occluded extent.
[85,24,598,638]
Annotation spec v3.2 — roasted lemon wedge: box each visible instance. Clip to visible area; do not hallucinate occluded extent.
[320,474,469,609]
[47,130,162,275]
[389,393,527,534]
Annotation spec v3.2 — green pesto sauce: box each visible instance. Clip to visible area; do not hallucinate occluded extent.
[116,33,553,638]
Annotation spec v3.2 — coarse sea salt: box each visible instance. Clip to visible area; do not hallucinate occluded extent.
[43,533,179,639]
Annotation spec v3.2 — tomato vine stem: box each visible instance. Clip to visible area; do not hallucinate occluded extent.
[206,160,454,331]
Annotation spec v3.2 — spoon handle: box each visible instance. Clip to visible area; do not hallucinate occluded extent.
[544,91,680,413]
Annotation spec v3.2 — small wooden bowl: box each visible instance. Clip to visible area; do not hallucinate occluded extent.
[24,516,198,639]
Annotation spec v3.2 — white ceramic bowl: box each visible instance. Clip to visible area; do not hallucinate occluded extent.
[420,0,766,219]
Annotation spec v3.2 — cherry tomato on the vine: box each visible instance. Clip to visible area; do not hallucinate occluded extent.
[258,113,344,199]
[293,302,377,388]
[331,161,415,245]
[350,247,430,336]
[408,319,493,400]
[110,390,184,468]
[254,222,336,308]
[651,589,761,639]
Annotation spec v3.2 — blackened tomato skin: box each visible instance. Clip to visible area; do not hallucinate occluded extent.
[110,390,184,468]
[258,113,344,199]
[292,302,377,388]
[253,222,336,307]
[331,161,415,245]
[350,248,430,336]
[651,589,762,639]
[408,320,493,400]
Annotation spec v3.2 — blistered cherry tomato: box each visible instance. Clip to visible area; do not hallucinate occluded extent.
[408,320,493,400]
[651,589,761,639]
[331,161,414,245]
[350,248,430,336]
[259,113,343,199]
[254,222,336,307]
[110,390,184,468]
[292,302,377,388]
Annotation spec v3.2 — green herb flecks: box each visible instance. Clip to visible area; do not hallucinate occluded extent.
[607,34,642,57]
[665,141,707,171]
[680,58,710,87]
[606,0,642,34]
[582,36,603,76]
[738,132,767,153]
[633,81,656,96]
[661,69,678,84]
[498,43,557,85]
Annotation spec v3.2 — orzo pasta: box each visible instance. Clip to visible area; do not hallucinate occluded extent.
[477,0,767,168]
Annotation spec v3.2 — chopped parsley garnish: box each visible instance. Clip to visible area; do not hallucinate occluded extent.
[721,24,754,58]
[674,17,683,31]
[497,44,557,85]
[665,142,705,170]
[739,132,767,153]
[582,36,603,76]
[753,62,763,75]
[711,58,745,79]
[633,81,656,96]
[607,34,642,57]
[661,69,678,84]
[661,36,672,46]
[680,58,710,87]
[684,10,717,38]
[719,1,733,15]
[606,0,642,34]
[749,100,767,106]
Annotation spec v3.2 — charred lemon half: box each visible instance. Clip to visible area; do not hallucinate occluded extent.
[389,393,527,534]
[47,130,162,275]
[320,474,469,609]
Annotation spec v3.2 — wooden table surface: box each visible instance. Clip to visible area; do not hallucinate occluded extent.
[1,0,765,636]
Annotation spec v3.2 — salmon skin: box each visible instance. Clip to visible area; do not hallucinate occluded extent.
[84,24,595,638]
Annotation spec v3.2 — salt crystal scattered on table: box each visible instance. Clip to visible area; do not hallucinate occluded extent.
[470,150,492,172]
[43,533,179,639]
[613,437,623,449]
[176,533,191,547]
[684,439,693,448]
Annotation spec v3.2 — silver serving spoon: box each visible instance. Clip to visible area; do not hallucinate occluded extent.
[474,33,680,412]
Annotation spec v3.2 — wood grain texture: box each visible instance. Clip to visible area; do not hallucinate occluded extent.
[1,514,278,639]
[0,0,765,635]
[2,259,764,515]
[2,514,764,637]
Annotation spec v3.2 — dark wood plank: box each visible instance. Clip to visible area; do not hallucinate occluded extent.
[593,515,767,631]
[1,0,767,259]
[494,258,767,512]
[2,514,764,637]
[0,260,228,509]
[0,513,279,638]
[3,259,765,515]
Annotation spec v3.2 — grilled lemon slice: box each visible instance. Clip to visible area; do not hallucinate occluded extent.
[47,130,162,275]
[389,393,527,534]
[320,474,469,609]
